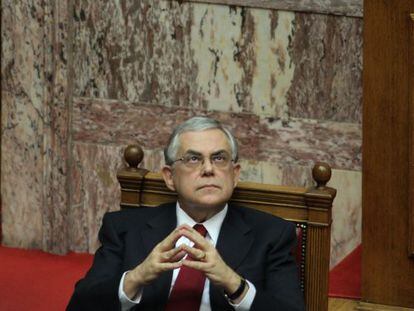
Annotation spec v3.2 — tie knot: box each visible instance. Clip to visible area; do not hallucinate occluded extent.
[193,224,207,237]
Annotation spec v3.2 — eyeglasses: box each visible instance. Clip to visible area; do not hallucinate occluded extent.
[173,152,234,169]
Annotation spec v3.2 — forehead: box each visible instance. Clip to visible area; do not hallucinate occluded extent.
[178,129,231,153]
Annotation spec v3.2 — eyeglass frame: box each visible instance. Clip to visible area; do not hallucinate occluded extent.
[171,149,235,170]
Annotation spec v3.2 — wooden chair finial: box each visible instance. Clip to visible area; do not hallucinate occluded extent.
[312,162,332,189]
[124,145,144,170]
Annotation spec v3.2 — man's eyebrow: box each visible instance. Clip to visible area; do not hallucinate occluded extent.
[211,150,229,156]
[183,150,202,156]
[183,149,229,156]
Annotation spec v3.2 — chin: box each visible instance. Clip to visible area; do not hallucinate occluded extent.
[195,197,228,209]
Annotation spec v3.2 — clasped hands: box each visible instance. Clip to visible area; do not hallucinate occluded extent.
[124,224,244,302]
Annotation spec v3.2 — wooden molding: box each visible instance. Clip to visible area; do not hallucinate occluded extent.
[357,301,414,311]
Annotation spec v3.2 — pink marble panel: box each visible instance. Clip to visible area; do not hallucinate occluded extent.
[329,169,361,268]
[72,98,361,170]
[257,117,361,170]
[141,149,167,172]
[1,1,49,250]
[1,92,44,249]
[72,0,197,107]
[72,1,362,122]
[238,160,315,187]
[287,13,363,123]
[238,159,283,184]
[281,164,314,188]
[41,0,72,254]
[1,1,71,253]
[70,143,124,252]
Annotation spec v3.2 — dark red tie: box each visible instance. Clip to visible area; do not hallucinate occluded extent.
[165,224,208,311]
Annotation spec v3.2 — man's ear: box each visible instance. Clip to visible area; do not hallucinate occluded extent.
[161,166,176,192]
[232,163,241,188]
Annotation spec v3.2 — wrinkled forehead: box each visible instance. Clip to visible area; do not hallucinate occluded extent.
[177,129,232,154]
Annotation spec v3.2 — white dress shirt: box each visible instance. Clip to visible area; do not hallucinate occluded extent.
[118,203,256,311]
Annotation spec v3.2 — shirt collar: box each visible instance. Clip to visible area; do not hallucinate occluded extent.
[176,202,228,245]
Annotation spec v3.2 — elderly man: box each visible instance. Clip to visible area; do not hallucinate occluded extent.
[67,117,305,311]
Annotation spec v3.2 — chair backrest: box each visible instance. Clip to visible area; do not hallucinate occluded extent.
[117,145,336,311]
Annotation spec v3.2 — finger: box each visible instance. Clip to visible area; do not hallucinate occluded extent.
[159,261,183,271]
[176,223,193,231]
[170,250,186,262]
[181,259,208,271]
[158,228,185,251]
[179,228,211,249]
[157,223,200,251]
[180,244,206,261]
[160,247,185,262]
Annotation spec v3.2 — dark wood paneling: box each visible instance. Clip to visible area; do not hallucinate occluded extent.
[362,0,414,307]
[409,13,414,258]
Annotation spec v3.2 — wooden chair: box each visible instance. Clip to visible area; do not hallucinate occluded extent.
[117,145,337,311]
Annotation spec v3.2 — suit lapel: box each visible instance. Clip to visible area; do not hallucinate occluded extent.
[211,206,254,310]
[140,204,177,309]
[216,206,253,271]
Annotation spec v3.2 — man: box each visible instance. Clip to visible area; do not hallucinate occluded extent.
[67,117,305,311]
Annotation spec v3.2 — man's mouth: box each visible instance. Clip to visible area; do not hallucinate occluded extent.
[198,184,220,190]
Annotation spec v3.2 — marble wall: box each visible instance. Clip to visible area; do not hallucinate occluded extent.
[1,0,362,267]
[1,0,72,253]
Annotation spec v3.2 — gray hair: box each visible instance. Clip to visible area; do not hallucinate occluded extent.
[164,116,239,165]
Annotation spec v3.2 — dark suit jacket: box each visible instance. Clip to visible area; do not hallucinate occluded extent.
[67,203,305,311]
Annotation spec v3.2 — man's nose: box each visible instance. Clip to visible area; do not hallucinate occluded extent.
[201,158,214,175]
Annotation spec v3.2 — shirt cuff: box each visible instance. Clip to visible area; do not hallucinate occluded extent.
[228,279,256,311]
[118,271,143,311]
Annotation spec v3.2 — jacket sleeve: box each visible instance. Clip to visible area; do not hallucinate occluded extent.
[251,222,305,311]
[66,213,124,311]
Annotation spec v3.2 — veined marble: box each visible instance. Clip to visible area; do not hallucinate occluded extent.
[73,1,362,122]
[1,92,44,249]
[41,0,72,254]
[259,117,361,170]
[1,0,71,253]
[287,13,363,123]
[329,169,362,267]
[70,143,124,252]
[72,98,362,171]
